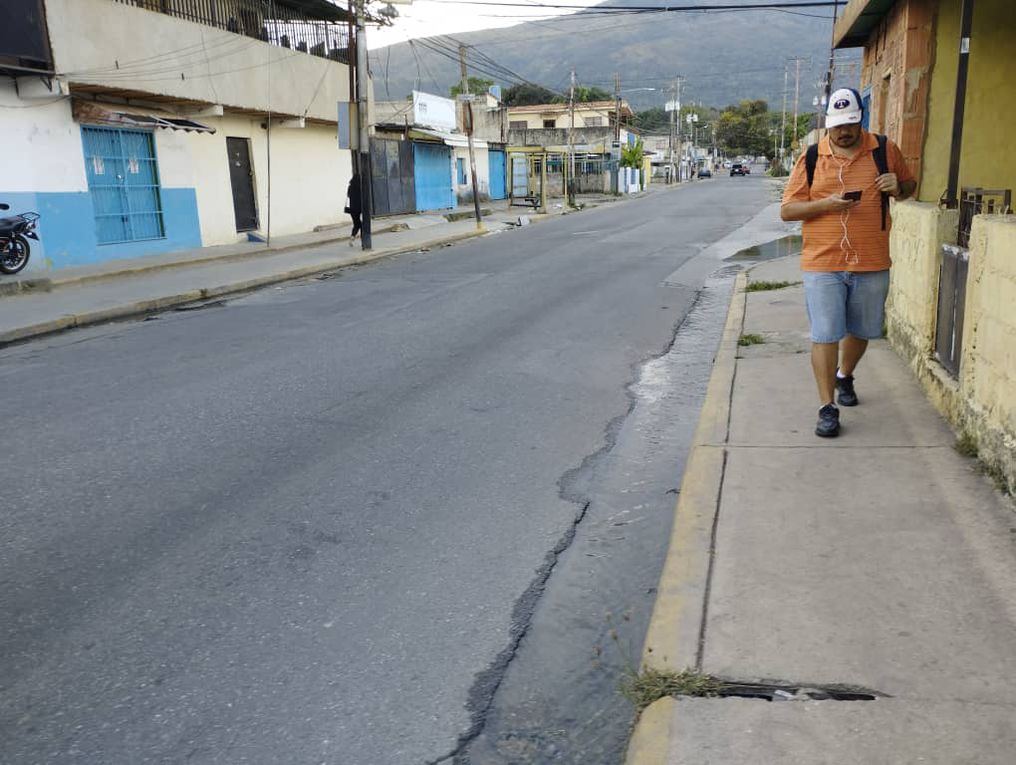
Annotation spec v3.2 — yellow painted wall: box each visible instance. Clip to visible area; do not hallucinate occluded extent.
[887,202,1016,494]
[920,0,1016,202]
[960,215,1016,490]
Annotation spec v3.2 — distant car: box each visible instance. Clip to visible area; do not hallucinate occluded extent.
[723,160,732,169]
[697,167,712,178]
[730,163,747,176]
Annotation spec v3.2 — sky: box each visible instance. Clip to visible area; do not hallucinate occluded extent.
[367,0,597,49]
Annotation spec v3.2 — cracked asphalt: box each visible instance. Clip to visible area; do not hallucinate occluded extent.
[0,176,776,764]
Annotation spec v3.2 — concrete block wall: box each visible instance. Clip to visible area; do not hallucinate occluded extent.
[888,202,1016,494]
[960,215,1016,492]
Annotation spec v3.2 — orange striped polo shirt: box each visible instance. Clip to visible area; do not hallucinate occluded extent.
[782,131,915,272]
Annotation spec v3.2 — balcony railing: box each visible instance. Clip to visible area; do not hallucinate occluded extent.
[957,186,1012,248]
[116,0,353,63]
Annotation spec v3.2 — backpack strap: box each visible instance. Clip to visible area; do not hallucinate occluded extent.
[873,133,890,230]
[805,143,819,188]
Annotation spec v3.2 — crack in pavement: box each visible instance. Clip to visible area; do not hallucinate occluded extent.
[425,285,714,765]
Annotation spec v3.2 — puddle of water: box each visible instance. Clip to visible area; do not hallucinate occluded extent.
[725,234,802,262]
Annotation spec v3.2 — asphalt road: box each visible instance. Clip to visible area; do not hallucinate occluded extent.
[1,175,777,764]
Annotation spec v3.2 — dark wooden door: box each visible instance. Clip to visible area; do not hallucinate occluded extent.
[226,137,258,232]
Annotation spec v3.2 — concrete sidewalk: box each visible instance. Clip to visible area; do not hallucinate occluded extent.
[0,193,628,346]
[627,255,1016,764]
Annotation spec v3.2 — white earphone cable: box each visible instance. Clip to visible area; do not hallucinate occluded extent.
[837,159,860,265]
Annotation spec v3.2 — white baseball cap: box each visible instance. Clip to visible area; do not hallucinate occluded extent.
[826,88,863,128]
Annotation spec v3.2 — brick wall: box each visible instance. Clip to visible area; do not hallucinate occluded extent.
[859,0,934,189]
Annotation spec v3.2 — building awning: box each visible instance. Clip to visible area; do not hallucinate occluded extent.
[72,99,216,134]
[410,128,487,150]
[833,0,898,49]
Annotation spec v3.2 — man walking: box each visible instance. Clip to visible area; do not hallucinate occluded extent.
[781,88,916,437]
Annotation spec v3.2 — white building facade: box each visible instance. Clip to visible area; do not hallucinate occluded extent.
[2,0,356,273]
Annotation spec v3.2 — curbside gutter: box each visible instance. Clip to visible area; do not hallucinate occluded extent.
[624,271,748,765]
[0,230,485,348]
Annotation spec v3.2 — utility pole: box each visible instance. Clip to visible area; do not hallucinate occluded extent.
[612,72,621,193]
[568,69,576,206]
[613,72,622,143]
[668,76,684,184]
[821,1,842,130]
[458,43,484,231]
[354,0,372,249]
[792,56,803,153]
[779,61,788,164]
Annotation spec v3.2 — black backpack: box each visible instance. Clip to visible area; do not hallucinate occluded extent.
[805,134,890,230]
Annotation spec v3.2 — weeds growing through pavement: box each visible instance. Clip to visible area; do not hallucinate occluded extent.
[602,614,724,711]
[738,333,766,347]
[954,432,979,459]
[620,666,723,711]
[745,280,801,292]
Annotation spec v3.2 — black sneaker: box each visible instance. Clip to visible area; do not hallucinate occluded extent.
[836,374,858,407]
[815,403,840,438]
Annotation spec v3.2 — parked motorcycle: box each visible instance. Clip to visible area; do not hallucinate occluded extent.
[0,203,41,275]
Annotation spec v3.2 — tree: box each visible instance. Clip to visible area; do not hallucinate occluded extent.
[502,83,562,106]
[620,138,645,169]
[632,106,668,133]
[714,100,773,157]
[450,77,494,98]
[573,86,612,103]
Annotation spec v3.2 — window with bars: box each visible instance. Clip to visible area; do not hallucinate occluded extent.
[81,127,165,244]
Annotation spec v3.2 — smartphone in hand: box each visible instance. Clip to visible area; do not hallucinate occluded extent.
[843,190,862,201]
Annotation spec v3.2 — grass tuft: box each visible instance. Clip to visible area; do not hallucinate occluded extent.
[738,333,766,347]
[954,432,979,459]
[620,667,723,711]
[746,280,801,293]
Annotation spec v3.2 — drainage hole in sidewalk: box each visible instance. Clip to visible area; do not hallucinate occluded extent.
[622,667,882,711]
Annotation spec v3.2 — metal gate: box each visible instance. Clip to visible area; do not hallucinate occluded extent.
[488,149,506,200]
[413,142,454,212]
[935,244,968,378]
[371,138,416,216]
[81,126,165,244]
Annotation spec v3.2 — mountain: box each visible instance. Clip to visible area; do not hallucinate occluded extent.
[369,0,856,114]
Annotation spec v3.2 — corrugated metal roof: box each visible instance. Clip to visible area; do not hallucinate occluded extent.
[410,128,488,150]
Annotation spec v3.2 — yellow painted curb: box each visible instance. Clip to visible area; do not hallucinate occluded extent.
[625,271,747,765]
[624,697,676,765]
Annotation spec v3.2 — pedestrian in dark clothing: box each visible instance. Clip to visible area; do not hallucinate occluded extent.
[346,174,362,246]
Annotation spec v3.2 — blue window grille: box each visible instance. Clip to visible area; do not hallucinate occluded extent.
[81,126,165,244]
[456,157,467,185]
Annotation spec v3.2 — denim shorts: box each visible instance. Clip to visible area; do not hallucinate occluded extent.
[803,270,890,343]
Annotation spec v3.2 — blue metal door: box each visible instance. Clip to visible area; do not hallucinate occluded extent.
[413,142,454,211]
[488,150,506,200]
[82,127,165,244]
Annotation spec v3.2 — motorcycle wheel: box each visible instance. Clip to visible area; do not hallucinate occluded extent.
[0,235,30,275]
